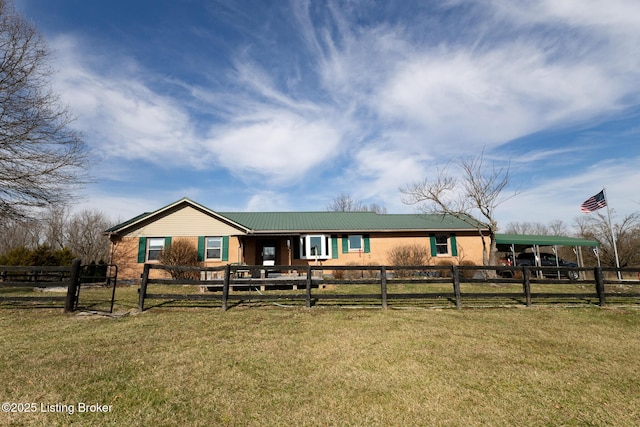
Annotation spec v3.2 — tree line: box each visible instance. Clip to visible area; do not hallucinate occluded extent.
[0,207,113,265]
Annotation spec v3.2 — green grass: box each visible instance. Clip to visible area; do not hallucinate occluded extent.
[0,286,639,426]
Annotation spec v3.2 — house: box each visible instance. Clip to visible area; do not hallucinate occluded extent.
[104,198,491,280]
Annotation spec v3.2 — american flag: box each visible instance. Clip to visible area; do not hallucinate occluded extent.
[580,190,607,213]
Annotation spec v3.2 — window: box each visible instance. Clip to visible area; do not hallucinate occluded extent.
[197,236,229,262]
[430,234,458,257]
[348,235,363,251]
[299,235,332,259]
[435,234,449,255]
[342,235,370,254]
[206,237,222,260]
[147,237,165,261]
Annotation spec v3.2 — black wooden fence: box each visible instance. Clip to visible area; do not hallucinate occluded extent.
[0,260,118,312]
[138,263,640,311]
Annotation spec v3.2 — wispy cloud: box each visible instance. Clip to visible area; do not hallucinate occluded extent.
[498,155,640,224]
[51,36,199,167]
[41,0,640,222]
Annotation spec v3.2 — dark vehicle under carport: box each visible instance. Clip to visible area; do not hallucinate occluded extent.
[495,233,600,280]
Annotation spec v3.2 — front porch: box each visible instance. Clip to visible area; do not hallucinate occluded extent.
[238,233,342,268]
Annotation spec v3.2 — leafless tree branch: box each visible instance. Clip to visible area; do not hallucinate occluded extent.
[0,0,87,219]
[401,150,518,266]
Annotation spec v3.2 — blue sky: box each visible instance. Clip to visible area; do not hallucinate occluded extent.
[15,0,640,228]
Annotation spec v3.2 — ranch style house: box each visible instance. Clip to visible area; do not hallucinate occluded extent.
[105,198,491,280]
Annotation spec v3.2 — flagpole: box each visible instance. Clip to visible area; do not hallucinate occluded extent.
[602,187,622,281]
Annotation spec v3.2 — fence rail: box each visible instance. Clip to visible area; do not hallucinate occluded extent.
[0,260,81,311]
[0,260,118,312]
[137,263,640,311]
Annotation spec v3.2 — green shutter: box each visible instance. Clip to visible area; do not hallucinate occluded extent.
[342,236,348,254]
[331,235,339,259]
[293,237,300,259]
[164,236,172,248]
[363,234,370,253]
[222,236,229,261]
[197,236,205,261]
[450,234,458,256]
[429,235,437,257]
[137,237,147,263]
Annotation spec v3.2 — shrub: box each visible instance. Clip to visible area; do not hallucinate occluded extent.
[459,260,477,279]
[388,244,430,277]
[332,269,345,280]
[0,245,74,266]
[435,259,455,278]
[343,262,377,280]
[158,239,202,280]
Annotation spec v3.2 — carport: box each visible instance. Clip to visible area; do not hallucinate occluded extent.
[495,234,601,271]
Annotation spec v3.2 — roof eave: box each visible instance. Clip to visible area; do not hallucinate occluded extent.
[247,228,488,234]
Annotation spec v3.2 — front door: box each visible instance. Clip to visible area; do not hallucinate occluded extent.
[258,240,277,266]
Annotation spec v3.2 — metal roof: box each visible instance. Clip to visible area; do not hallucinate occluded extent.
[218,211,485,233]
[104,211,152,233]
[495,234,599,247]
[105,198,488,235]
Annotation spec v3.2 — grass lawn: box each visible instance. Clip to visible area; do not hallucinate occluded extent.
[1,286,639,426]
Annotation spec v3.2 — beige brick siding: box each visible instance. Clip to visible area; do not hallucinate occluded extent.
[110,235,244,281]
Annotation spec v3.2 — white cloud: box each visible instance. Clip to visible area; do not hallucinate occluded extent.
[343,145,433,213]
[486,0,640,34]
[204,110,342,185]
[51,36,200,168]
[376,43,626,152]
[498,156,640,226]
[244,191,293,212]
[72,192,163,223]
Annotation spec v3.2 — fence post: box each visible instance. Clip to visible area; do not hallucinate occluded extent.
[109,264,118,314]
[380,266,388,309]
[522,267,531,307]
[138,264,150,312]
[594,267,606,306]
[305,265,313,308]
[452,265,462,309]
[64,259,82,313]
[221,264,231,312]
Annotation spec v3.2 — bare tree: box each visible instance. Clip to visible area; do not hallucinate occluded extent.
[66,209,113,263]
[365,202,387,214]
[41,205,69,250]
[575,211,640,268]
[547,220,569,236]
[0,216,42,253]
[327,192,364,212]
[327,192,387,213]
[504,219,569,236]
[401,151,516,267]
[0,0,86,219]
